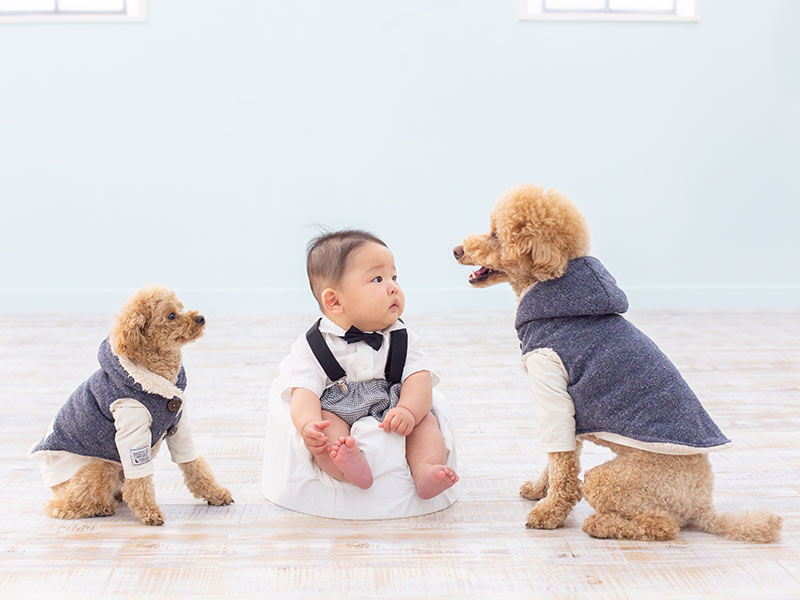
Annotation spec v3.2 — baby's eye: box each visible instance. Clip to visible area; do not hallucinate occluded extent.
[167,312,176,321]
[392,275,397,281]
[372,276,383,283]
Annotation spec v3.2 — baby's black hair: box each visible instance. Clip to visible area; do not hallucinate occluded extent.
[306,229,387,301]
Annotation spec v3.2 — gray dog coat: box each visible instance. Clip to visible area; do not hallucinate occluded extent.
[515,257,730,450]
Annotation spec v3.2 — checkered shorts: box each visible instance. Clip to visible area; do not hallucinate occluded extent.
[319,379,402,427]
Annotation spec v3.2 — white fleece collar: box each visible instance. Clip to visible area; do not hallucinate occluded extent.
[115,353,185,400]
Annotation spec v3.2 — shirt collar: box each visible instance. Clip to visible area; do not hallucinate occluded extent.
[318,315,406,337]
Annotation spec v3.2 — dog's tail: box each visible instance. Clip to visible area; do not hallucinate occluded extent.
[694,506,782,543]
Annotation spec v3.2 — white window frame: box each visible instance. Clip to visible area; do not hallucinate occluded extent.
[520,0,700,22]
[0,0,146,23]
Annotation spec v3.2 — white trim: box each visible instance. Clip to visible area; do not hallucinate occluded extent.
[0,0,146,23]
[519,0,700,22]
[1,284,799,313]
[581,432,730,455]
[624,284,800,310]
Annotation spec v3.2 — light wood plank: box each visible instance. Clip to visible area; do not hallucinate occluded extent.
[0,311,798,598]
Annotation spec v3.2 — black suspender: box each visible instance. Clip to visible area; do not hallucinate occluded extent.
[305,319,346,382]
[384,328,407,385]
[305,319,408,389]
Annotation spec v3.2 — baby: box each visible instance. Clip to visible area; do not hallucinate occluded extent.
[278,229,459,499]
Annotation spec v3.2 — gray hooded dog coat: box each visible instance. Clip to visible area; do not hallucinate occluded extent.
[516,257,730,450]
[31,338,186,463]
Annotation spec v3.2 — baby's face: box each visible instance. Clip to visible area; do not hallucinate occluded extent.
[336,242,405,332]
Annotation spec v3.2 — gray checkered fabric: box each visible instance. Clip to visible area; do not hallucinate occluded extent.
[319,379,402,427]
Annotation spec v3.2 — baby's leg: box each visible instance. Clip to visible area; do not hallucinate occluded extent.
[314,411,373,489]
[406,412,459,499]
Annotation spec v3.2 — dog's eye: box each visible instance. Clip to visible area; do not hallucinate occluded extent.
[491,232,498,240]
[167,313,176,321]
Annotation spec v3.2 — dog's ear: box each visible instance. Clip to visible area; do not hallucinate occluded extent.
[502,220,570,282]
[530,239,570,281]
[111,309,147,358]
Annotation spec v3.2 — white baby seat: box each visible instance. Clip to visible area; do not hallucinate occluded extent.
[261,378,459,519]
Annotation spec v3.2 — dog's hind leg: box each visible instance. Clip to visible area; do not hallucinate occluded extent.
[581,448,694,541]
[520,464,549,501]
[525,449,582,529]
[46,459,120,519]
[583,510,680,541]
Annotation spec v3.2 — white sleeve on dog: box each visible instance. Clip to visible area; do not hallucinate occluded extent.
[523,349,577,452]
[166,407,199,465]
[110,398,155,479]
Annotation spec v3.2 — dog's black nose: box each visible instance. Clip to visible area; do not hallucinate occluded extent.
[195,315,205,325]
[453,245,464,259]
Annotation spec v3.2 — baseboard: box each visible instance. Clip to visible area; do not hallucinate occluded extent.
[624,285,800,310]
[1,285,798,313]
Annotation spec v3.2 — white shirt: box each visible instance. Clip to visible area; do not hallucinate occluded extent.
[278,316,439,402]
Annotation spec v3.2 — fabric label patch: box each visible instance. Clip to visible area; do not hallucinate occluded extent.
[130,445,152,466]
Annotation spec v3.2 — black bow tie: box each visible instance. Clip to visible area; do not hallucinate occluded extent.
[343,326,383,351]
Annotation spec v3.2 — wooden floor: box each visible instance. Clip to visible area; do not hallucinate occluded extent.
[1,311,798,598]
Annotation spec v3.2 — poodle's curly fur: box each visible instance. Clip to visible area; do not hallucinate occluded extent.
[455,184,782,543]
[44,285,233,526]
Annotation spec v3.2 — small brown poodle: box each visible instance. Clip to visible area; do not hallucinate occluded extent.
[32,285,233,525]
[454,184,782,543]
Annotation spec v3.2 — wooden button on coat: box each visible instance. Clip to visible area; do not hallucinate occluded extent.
[166,426,178,437]
[167,398,182,412]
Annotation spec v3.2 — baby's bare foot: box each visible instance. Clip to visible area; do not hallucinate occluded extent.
[330,436,373,489]
[414,464,459,499]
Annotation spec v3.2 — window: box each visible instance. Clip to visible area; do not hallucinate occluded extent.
[0,0,146,23]
[520,0,699,21]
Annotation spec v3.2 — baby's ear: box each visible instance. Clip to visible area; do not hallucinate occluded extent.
[320,288,342,314]
[111,309,147,357]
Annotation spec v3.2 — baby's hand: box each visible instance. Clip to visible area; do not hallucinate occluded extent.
[379,406,416,436]
[302,420,331,455]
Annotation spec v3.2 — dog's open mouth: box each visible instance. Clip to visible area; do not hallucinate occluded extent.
[469,266,502,284]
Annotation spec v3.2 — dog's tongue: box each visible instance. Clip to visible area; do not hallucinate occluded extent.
[469,267,489,280]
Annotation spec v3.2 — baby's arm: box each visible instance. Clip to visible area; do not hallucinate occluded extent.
[290,387,331,455]
[380,370,433,436]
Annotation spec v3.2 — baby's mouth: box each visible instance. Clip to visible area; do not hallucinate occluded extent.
[468,266,501,284]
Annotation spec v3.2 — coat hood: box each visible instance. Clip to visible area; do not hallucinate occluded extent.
[515,257,629,326]
[97,337,186,399]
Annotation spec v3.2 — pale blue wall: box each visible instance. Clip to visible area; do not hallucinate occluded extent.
[1,0,798,313]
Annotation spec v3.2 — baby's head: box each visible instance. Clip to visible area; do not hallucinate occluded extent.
[306,229,404,332]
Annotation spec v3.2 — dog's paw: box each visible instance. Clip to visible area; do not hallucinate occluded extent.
[520,479,548,501]
[94,500,119,517]
[204,486,234,506]
[45,499,77,520]
[525,504,567,530]
[137,506,165,526]
[45,499,118,520]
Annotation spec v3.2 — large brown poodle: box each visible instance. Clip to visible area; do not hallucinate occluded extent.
[454,184,782,543]
[32,285,232,525]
